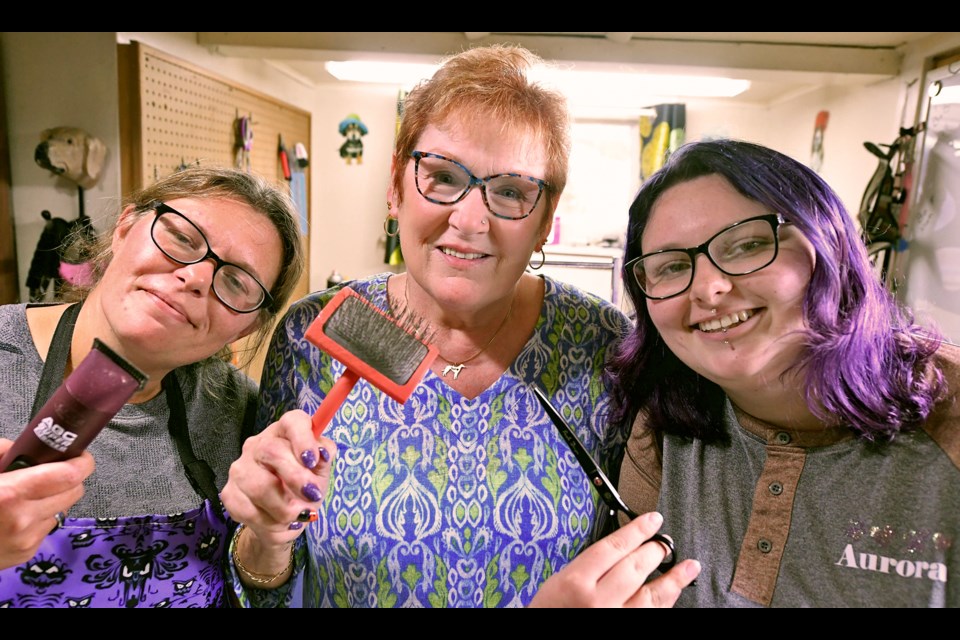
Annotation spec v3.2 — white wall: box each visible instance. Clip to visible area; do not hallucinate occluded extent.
[681,78,902,218]
[304,82,401,286]
[3,32,959,306]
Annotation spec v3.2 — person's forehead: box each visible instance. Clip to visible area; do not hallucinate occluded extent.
[644,177,764,244]
[421,121,549,174]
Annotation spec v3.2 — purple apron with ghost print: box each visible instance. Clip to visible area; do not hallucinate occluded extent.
[0,502,230,608]
[0,303,233,608]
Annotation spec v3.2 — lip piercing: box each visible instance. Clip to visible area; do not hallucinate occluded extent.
[711,308,717,315]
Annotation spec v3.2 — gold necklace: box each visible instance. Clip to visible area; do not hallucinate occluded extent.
[404,278,514,381]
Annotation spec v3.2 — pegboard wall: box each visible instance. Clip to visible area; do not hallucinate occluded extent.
[117,40,310,203]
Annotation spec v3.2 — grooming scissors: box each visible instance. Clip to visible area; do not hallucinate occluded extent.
[532,386,677,574]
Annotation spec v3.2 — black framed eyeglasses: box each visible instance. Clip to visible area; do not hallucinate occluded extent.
[627,213,788,300]
[150,203,274,314]
[410,150,549,220]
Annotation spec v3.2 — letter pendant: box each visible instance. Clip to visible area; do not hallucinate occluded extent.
[442,364,466,380]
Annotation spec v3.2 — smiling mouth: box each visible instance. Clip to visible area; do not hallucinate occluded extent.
[147,289,196,327]
[440,247,486,260]
[698,309,754,333]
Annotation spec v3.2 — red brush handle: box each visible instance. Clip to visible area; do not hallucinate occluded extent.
[312,368,360,437]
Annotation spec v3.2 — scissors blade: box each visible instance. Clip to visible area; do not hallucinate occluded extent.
[532,385,678,574]
[532,386,637,518]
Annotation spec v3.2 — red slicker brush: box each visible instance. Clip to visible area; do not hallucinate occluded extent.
[305,286,437,437]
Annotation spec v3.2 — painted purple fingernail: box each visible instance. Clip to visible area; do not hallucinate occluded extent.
[318,447,331,463]
[300,449,318,469]
[288,521,304,531]
[302,483,323,503]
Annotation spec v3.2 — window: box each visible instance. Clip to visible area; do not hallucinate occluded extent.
[551,119,640,248]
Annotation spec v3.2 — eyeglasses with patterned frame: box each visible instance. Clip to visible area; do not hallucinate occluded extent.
[410,150,549,221]
[149,202,274,313]
[627,213,789,301]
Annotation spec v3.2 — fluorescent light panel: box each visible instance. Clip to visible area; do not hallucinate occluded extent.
[324,60,751,100]
[325,61,438,86]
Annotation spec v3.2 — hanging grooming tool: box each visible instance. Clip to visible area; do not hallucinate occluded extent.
[279,135,292,181]
[234,114,253,171]
[305,286,437,437]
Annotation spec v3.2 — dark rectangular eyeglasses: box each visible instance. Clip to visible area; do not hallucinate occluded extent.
[627,213,788,300]
[410,150,549,221]
[150,202,273,313]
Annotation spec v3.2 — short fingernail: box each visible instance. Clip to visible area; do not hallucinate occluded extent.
[297,508,319,523]
[647,511,664,527]
[300,449,318,469]
[302,483,323,503]
[318,447,331,463]
[288,521,304,531]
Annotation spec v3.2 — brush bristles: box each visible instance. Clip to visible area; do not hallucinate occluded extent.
[323,295,433,385]
[386,293,437,346]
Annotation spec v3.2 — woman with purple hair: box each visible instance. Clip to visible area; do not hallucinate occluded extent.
[609,138,958,607]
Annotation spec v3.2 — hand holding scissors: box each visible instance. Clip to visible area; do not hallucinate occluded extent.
[532,386,679,571]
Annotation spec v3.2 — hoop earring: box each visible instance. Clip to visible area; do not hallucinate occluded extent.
[384,216,399,238]
[529,247,546,270]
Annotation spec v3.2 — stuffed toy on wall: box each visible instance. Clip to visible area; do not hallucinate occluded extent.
[338,114,368,165]
[34,126,106,189]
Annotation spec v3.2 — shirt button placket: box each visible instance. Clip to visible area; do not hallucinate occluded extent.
[759,435,789,562]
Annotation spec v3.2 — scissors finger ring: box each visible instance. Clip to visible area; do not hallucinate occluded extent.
[648,532,676,573]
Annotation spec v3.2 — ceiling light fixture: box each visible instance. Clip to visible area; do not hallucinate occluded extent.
[535,68,751,99]
[324,60,751,118]
[324,61,437,86]
[325,60,749,98]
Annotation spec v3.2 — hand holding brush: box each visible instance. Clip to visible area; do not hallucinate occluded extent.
[220,286,435,588]
[220,409,338,588]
